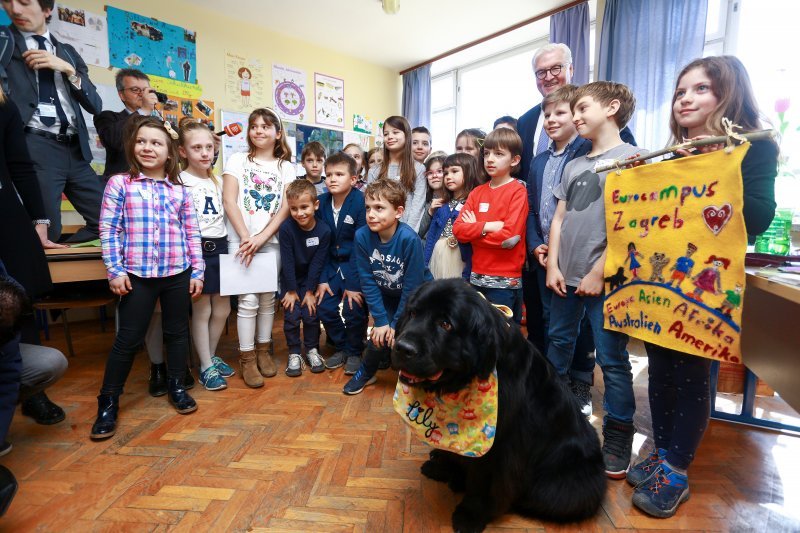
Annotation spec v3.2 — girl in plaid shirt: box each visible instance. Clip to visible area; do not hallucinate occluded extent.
[91,117,204,440]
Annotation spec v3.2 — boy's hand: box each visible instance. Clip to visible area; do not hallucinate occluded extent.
[315,283,333,304]
[344,290,363,310]
[281,290,300,312]
[371,325,395,348]
[109,275,131,296]
[483,220,504,233]
[301,291,317,315]
[546,267,567,297]
[429,197,444,215]
[534,244,549,267]
[189,279,204,298]
[576,269,604,297]
[461,210,476,224]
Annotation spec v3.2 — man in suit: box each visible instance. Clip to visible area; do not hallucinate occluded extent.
[2,0,103,243]
[93,68,159,180]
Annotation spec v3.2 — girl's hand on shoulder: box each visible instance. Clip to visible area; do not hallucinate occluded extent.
[189,279,204,298]
[109,275,131,296]
[461,210,476,224]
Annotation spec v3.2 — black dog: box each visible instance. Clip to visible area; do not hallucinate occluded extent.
[605,266,628,291]
[392,279,606,532]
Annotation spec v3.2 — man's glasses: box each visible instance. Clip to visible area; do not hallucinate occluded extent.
[123,87,148,95]
[534,64,568,80]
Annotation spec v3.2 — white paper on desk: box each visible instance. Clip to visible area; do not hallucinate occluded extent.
[219,252,278,296]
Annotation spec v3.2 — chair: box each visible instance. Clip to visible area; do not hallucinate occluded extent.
[34,293,117,357]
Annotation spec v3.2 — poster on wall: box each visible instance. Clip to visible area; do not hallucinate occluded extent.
[314,73,344,128]
[602,145,750,364]
[225,52,265,110]
[343,130,371,151]
[149,75,202,99]
[160,96,215,133]
[220,110,250,170]
[272,63,307,122]
[50,3,109,67]
[107,6,198,84]
[353,114,372,134]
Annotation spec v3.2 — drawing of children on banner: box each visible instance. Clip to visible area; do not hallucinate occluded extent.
[602,144,751,364]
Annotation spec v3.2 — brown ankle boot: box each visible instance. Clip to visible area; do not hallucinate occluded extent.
[239,349,264,388]
[255,341,277,377]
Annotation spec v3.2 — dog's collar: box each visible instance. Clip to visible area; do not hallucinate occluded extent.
[393,369,498,457]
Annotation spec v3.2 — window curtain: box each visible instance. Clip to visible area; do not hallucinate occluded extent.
[550,1,590,85]
[402,64,431,129]
[597,0,708,149]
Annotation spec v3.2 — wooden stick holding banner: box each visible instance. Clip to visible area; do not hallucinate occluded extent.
[595,129,776,173]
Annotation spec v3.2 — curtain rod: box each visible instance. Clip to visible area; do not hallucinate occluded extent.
[398,0,586,75]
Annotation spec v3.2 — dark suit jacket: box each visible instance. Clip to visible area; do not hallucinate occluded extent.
[518,102,636,184]
[315,188,367,291]
[5,25,102,162]
[0,100,52,297]
[93,108,137,179]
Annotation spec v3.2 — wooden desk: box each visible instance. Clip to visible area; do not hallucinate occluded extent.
[45,247,107,283]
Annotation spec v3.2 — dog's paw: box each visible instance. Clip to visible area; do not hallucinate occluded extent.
[421,459,451,483]
[452,503,488,533]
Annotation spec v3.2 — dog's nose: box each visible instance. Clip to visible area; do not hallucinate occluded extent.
[393,338,417,359]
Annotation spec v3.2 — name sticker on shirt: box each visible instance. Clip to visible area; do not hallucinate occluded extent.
[37,103,57,118]
[478,203,490,213]
[344,215,355,224]
[305,237,319,247]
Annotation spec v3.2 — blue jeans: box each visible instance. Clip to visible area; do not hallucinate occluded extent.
[473,286,523,324]
[546,286,634,424]
[535,268,596,384]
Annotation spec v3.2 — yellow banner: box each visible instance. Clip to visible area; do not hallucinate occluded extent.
[603,144,750,363]
[149,75,203,99]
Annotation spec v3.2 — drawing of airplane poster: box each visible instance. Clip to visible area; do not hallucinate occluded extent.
[272,64,307,123]
[50,3,109,67]
[107,6,198,84]
[314,73,344,128]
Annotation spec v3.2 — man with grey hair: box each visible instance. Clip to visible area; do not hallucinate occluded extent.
[93,68,160,180]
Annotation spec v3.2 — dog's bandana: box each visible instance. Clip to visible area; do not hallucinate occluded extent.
[393,369,498,457]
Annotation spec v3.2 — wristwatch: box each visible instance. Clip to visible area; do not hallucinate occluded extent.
[67,73,79,85]
[32,218,51,227]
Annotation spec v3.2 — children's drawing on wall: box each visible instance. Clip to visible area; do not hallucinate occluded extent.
[49,2,109,67]
[353,114,372,134]
[314,73,344,128]
[602,144,752,363]
[224,52,265,111]
[272,63,307,122]
[107,6,198,84]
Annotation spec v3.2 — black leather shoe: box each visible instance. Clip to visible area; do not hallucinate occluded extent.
[90,394,119,439]
[21,391,66,425]
[149,363,168,397]
[167,378,197,414]
[183,367,195,390]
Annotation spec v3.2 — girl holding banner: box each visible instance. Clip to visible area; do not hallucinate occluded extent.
[628,56,778,518]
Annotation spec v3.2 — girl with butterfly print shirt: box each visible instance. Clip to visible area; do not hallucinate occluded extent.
[223,108,296,388]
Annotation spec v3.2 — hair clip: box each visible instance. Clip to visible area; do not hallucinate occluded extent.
[164,121,179,140]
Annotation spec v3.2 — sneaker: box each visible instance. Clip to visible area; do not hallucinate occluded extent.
[286,353,304,377]
[212,356,235,377]
[627,448,667,487]
[632,463,690,518]
[199,366,227,391]
[570,379,593,417]
[343,367,377,395]
[602,420,634,479]
[344,355,361,375]
[306,348,325,373]
[0,441,11,457]
[325,351,346,370]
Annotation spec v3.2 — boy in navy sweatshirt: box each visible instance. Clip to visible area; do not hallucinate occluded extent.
[279,180,331,377]
[343,180,432,395]
[315,152,368,375]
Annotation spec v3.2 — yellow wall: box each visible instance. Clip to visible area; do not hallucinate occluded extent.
[65,0,401,132]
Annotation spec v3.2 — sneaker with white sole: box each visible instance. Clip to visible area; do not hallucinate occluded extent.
[306,348,325,373]
[343,366,377,395]
[286,353,304,377]
[212,356,235,377]
[325,351,346,369]
[199,366,227,391]
[632,462,690,518]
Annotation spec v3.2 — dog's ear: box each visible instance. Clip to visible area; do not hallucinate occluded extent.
[465,293,505,380]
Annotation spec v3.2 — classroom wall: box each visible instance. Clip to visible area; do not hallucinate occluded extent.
[67,0,401,132]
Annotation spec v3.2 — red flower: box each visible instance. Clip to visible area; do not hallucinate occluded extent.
[775,98,790,114]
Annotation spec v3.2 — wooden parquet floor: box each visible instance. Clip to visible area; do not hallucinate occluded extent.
[2,318,800,532]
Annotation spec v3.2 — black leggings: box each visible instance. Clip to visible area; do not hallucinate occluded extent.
[645,342,712,470]
[100,269,191,396]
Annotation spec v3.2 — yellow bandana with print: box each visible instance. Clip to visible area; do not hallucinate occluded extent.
[393,369,499,457]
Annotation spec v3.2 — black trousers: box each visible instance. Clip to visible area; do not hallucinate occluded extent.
[100,269,191,396]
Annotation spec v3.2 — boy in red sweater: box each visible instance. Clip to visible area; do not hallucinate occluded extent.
[453,128,528,322]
